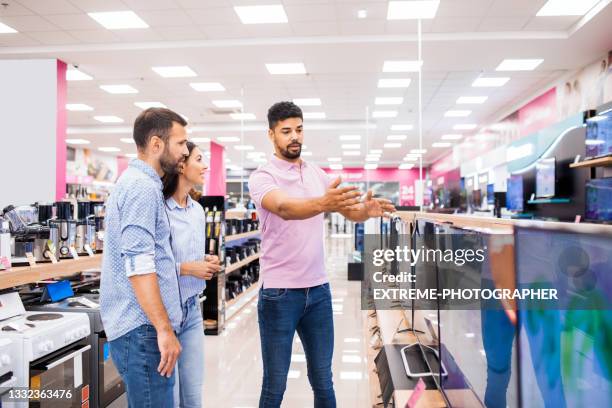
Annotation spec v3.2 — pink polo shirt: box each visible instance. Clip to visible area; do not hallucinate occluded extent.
[248,154,332,289]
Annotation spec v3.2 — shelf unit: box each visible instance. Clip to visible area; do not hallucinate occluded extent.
[569,156,612,168]
[226,253,260,274]
[225,283,259,321]
[225,230,260,244]
[527,198,571,205]
[0,254,102,290]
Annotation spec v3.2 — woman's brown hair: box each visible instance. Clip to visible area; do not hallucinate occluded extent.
[162,140,199,199]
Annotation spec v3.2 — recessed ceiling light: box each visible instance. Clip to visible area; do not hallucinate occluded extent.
[152,66,196,78]
[391,124,413,131]
[370,149,383,154]
[454,124,478,130]
[445,110,472,117]
[252,157,268,163]
[120,138,134,144]
[191,137,210,143]
[94,115,123,123]
[213,100,242,108]
[366,156,380,162]
[387,1,440,20]
[342,144,360,149]
[411,149,427,154]
[372,111,398,118]
[65,138,90,145]
[330,164,343,170]
[343,151,361,156]
[100,84,138,94]
[134,101,167,109]
[234,145,254,151]
[230,113,256,120]
[0,22,17,33]
[387,134,407,140]
[378,78,411,88]
[382,60,423,72]
[66,69,93,81]
[234,5,288,24]
[357,9,368,19]
[88,11,148,30]
[442,134,463,140]
[190,82,225,92]
[266,63,306,75]
[328,157,342,162]
[293,98,321,106]
[457,96,488,104]
[375,97,404,105]
[384,142,401,148]
[218,136,240,142]
[66,103,93,111]
[125,153,137,158]
[301,151,313,156]
[340,135,361,141]
[399,163,414,169]
[472,77,509,87]
[536,0,599,16]
[98,147,121,152]
[404,156,419,162]
[304,112,326,119]
[432,142,452,148]
[364,163,378,170]
[247,151,265,157]
[496,59,544,71]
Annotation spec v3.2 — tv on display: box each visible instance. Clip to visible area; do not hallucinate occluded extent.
[586,177,612,222]
[585,110,612,158]
[535,157,556,198]
[487,184,495,205]
[506,175,524,212]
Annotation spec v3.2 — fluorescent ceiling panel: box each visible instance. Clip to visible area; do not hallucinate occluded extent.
[457,96,487,104]
[266,63,306,75]
[399,163,414,169]
[230,113,256,120]
[341,144,360,149]
[364,163,378,170]
[152,66,196,78]
[536,0,599,16]
[378,78,411,88]
[472,77,510,87]
[375,97,404,105]
[100,84,138,94]
[387,134,407,140]
[343,151,361,156]
[442,134,463,140]
[190,82,225,92]
[391,124,413,131]
[66,138,90,145]
[134,101,167,109]
[234,145,254,151]
[453,124,478,130]
[94,115,123,123]
[384,142,401,148]
[339,135,360,141]
[88,11,148,29]
[293,98,321,106]
[98,147,121,152]
[432,142,452,148]
[329,164,343,170]
[445,110,472,117]
[66,103,93,111]
[218,136,240,142]
[191,137,210,143]
[234,5,288,24]
[372,111,398,118]
[120,138,134,144]
[66,69,92,81]
[0,22,17,33]
[382,60,422,72]
[304,112,326,119]
[328,157,342,162]
[387,1,440,20]
[496,59,544,71]
[213,100,242,108]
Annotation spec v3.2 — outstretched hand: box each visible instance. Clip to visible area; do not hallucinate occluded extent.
[363,190,396,217]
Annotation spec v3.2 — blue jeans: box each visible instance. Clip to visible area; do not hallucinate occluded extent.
[258,283,336,408]
[109,324,175,408]
[174,295,205,407]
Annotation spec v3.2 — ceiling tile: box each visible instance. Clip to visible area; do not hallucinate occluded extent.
[155,25,205,40]
[176,0,232,7]
[487,0,547,17]
[114,29,163,42]
[284,4,337,22]
[523,16,581,31]
[68,29,121,43]
[437,0,494,17]
[0,32,41,45]
[26,30,78,45]
[17,0,81,14]
[187,7,240,25]
[431,17,483,32]
[478,16,529,31]
[44,13,102,30]
[0,15,59,31]
[340,20,386,35]
[137,9,193,27]
[200,24,248,39]
[291,21,339,36]
[0,1,35,16]
[122,0,181,11]
[69,0,132,13]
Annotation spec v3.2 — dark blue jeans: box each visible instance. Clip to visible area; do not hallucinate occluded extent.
[258,283,336,408]
[109,324,175,408]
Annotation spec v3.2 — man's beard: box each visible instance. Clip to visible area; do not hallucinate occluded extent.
[160,146,182,175]
[280,142,301,160]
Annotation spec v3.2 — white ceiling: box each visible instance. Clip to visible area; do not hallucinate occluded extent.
[1,0,612,168]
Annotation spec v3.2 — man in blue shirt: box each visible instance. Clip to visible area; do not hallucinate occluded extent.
[100,107,189,407]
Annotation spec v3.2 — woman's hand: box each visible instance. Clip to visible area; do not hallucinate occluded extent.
[180,259,222,280]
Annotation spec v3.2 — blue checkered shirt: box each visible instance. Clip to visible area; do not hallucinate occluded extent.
[100,159,182,341]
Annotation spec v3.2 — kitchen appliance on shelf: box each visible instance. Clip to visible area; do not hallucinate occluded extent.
[0,216,11,269]
[53,201,77,259]
[25,291,125,407]
[0,292,91,408]
[36,203,60,262]
[75,201,96,255]
[91,203,105,253]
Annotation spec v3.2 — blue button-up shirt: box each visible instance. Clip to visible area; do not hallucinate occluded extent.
[165,195,207,302]
[100,159,182,341]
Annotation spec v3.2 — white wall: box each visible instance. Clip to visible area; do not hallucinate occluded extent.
[0,60,59,209]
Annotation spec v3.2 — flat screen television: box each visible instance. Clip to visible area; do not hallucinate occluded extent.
[487,184,495,205]
[506,175,524,212]
[472,190,482,209]
[585,177,612,222]
[535,157,556,198]
[514,224,612,408]
[585,110,612,159]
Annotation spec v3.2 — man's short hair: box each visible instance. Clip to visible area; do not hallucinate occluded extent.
[267,101,303,130]
[133,108,187,150]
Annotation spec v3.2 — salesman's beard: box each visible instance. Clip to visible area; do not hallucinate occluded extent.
[278,142,301,160]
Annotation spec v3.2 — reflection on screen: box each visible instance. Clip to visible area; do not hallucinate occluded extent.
[536,158,556,198]
[515,227,612,408]
[586,177,612,222]
[506,175,524,212]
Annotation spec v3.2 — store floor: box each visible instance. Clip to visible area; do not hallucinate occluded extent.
[112,236,370,407]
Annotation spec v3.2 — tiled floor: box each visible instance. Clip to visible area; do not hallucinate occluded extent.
[112,235,369,407]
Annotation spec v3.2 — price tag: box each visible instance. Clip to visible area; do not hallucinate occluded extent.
[69,247,80,259]
[0,256,11,270]
[574,215,581,223]
[84,244,94,257]
[25,252,37,267]
[405,378,426,408]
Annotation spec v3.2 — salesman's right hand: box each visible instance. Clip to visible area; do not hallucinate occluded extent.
[319,177,362,212]
[157,328,182,378]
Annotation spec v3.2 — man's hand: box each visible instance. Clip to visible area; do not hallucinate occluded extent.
[362,190,396,217]
[182,259,221,280]
[157,328,182,378]
[318,177,362,213]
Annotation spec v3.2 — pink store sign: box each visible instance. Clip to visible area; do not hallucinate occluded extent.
[322,167,420,206]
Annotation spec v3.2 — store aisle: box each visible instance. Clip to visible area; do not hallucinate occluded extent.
[203,236,370,407]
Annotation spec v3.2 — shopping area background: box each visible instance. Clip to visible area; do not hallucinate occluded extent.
[0,0,611,407]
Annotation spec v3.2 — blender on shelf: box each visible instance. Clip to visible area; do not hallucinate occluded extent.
[53,201,77,259]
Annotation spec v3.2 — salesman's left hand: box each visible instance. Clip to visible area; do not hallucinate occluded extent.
[363,190,396,217]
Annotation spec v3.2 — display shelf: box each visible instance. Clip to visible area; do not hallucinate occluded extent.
[225,253,260,274]
[0,254,102,290]
[527,198,571,205]
[225,229,260,243]
[225,283,259,321]
[569,156,612,168]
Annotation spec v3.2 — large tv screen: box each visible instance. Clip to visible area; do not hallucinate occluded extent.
[506,175,524,212]
[586,177,612,222]
[585,110,612,158]
[535,157,556,198]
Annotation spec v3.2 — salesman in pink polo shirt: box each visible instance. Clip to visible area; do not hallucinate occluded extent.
[249,101,396,408]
